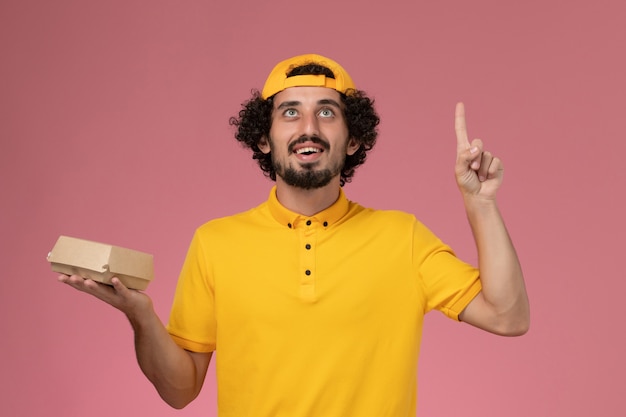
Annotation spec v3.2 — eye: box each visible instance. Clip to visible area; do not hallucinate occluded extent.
[318,108,335,118]
[283,108,298,118]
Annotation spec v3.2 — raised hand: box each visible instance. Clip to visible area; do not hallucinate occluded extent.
[454,102,503,200]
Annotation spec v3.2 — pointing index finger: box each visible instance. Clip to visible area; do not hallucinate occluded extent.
[455,102,470,152]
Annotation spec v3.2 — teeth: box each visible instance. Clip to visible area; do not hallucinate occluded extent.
[295,147,321,155]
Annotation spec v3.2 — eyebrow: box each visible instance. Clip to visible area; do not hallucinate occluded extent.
[276,98,343,110]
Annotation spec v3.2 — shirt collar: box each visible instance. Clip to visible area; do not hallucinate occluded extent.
[267,186,350,229]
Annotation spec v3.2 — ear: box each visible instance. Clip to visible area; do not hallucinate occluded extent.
[257,136,271,154]
[346,137,360,156]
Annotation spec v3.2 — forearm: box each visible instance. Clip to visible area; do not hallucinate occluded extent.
[58,275,208,407]
[464,196,530,334]
[127,304,206,409]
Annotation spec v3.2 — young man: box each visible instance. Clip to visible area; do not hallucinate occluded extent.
[59,54,529,416]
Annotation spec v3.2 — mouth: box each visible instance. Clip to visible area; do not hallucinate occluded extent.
[294,146,323,156]
[292,144,324,163]
[289,136,329,157]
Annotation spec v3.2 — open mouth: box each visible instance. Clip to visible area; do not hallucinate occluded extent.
[295,147,323,156]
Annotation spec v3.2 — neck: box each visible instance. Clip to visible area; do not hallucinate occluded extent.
[274,177,341,216]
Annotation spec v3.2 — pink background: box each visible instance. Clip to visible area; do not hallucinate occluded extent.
[1,0,624,416]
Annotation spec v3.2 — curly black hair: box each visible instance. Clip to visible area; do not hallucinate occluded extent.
[229,63,380,186]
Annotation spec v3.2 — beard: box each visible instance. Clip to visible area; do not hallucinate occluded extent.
[276,163,337,190]
[270,135,347,190]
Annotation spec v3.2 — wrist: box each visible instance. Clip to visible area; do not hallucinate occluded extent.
[126,298,156,330]
[462,194,500,219]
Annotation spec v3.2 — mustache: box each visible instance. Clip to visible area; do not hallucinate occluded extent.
[288,136,330,153]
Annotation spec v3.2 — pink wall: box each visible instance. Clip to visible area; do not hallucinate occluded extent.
[2,0,624,416]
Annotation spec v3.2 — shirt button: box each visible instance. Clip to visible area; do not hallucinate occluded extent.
[323,221,328,227]
[306,220,312,226]
[287,223,292,228]
[305,270,311,275]
[305,244,311,250]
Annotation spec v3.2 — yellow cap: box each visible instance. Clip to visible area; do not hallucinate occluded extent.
[261,54,356,99]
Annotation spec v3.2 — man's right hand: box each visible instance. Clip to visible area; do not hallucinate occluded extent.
[58,273,211,408]
[58,274,153,322]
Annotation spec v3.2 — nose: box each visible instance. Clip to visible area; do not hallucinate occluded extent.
[301,111,320,137]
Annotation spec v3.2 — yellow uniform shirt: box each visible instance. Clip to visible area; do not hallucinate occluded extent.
[167,187,481,417]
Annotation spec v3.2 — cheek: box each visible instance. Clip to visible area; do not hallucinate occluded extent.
[268,124,297,148]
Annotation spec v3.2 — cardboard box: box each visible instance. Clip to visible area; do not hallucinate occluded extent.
[48,236,154,290]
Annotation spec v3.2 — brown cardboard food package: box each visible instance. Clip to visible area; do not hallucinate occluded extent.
[48,236,154,290]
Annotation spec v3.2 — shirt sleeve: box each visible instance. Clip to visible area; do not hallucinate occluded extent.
[412,220,482,321]
[166,229,217,352]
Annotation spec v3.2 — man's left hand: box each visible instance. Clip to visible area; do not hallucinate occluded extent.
[454,102,503,200]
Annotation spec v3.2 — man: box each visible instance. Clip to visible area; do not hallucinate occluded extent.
[59,54,529,416]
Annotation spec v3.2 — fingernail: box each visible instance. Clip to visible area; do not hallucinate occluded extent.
[470,146,479,154]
